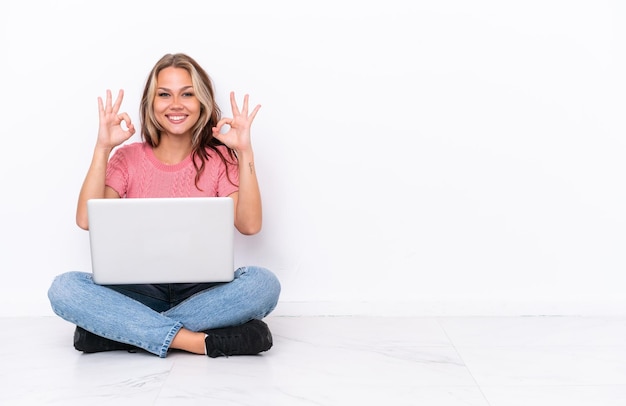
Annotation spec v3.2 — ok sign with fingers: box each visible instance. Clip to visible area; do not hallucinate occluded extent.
[97,89,136,150]
[212,92,261,154]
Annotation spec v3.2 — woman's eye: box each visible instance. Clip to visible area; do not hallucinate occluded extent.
[157,92,170,97]
[183,92,194,97]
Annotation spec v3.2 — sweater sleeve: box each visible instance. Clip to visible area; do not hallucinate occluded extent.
[215,147,240,197]
[105,146,130,198]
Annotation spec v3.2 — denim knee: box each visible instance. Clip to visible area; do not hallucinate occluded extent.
[241,266,281,317]
[47,271,89,317]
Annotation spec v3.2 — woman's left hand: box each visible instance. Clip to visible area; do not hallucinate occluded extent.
[213,92,261,153]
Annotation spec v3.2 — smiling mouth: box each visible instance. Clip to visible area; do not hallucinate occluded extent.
[167,115,187,123]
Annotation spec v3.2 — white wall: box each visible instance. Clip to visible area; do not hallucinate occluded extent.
[1,0,625,317]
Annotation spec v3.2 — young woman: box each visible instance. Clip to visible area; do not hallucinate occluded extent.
[48,53,281,358]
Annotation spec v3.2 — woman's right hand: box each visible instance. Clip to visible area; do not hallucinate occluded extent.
[97,89,136,149]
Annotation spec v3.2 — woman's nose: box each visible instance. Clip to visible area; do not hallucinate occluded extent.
[170,95,183,108]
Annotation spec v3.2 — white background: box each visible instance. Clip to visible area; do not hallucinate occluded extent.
[1,0,625,317]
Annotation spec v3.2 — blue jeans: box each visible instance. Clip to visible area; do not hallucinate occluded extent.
[47,266,281,358]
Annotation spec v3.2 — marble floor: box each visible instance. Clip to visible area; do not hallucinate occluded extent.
[3,315,626,405]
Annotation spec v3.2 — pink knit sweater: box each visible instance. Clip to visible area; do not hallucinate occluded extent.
[105,142,239,198]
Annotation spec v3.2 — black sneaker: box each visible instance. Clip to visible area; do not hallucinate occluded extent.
[73,326,138,353]
[204,319,273,358]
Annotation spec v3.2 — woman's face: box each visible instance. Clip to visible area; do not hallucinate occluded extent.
[153,67,201,138]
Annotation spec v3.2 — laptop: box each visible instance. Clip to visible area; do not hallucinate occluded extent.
[87,197,235,284]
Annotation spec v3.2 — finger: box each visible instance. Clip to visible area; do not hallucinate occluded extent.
[241,94,250,116]
[118,112,133,128]
[111,89,124,114]
[248,104,261,122]
[230,91,241,116]
[105,89,112,113]
[97,96,104,116]
[212,127,227,144]
[215,117,231,130]
[212,123,224,136]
